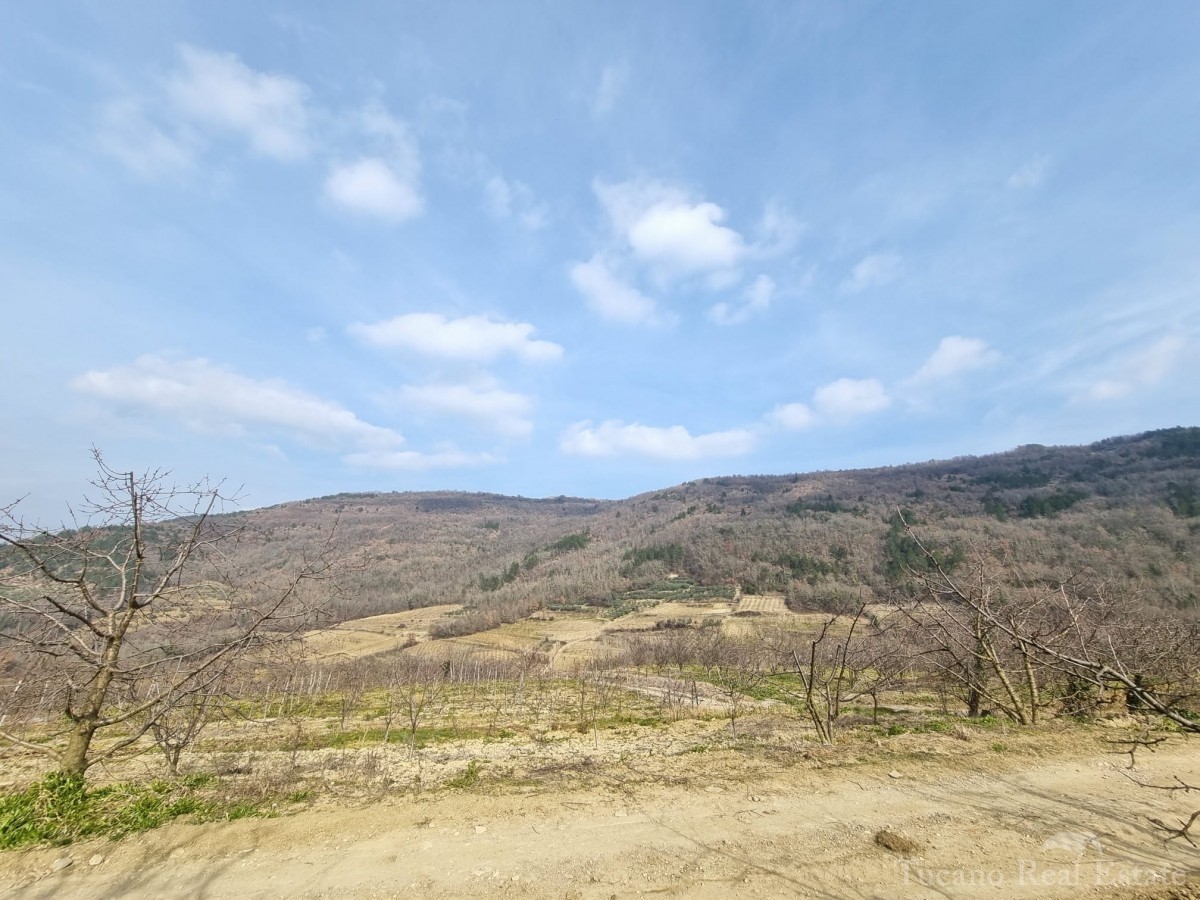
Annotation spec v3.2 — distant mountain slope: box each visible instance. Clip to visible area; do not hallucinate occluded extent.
[223,427,1199,625]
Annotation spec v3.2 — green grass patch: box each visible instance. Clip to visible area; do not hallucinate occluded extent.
[0,773,272,849]
[445,760,482,790]
[316,724,474,750]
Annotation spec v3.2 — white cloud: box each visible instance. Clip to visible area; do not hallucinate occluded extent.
[592,62,629,117]
[71,355,403,450]
[393,378,534,439]
[629,199,744,273]
[560,420,756,461]
[839,253,902,294]
[325,104,423,221]
[349,312,563,363]
[768,402,816,431]
[595,180,746,278]
[709,274,775,326]
[569,255,673,327]
[1082,333,1186,402]
[325,157,423,221]
[908,336,1001,384]
[96,98,196,178]
[344,448,498,471]
[483,175,547,230]
[1008,155,1049,190]
[166,45,310,160]
[812,378,891,420]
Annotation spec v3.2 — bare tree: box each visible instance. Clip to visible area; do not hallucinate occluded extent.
[0,452,336,779]
[767,602,876,744]
[898,517,1200,844]
[134,660,230,776]
[391,657,448,759]
[705,637,766,737]
[896,516,1199,730]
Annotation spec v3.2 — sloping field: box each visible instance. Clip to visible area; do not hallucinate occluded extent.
[602,600,735,632]
[734,593,789,614]
[300,604,462,661]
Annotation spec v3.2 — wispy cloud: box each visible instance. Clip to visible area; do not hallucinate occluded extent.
[813,378,891,420]
[569,255,673,327]
[839,253,902,294]
[560,420,756,461]
[349,312,563,363]
[907,336,1001,384]
[1079,333,1186,403]
[767,402,816,431]
[166,45,311,160]
[71,355,402,450]
[483,175,548,230]
[709,274,775,326]
[390,377,534,439]
[1007,155,1049,190]
[591,62,629,117]
[96,98,196,178]
[344,447,498,471]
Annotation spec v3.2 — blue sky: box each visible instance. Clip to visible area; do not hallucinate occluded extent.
[3,2,1198,522]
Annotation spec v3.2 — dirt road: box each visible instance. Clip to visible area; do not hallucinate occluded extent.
[3,738,1198,899]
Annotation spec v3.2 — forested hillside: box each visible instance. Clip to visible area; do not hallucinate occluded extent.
[213,427,1199,629]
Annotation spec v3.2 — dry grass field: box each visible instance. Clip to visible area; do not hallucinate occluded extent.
[300,604,463,661]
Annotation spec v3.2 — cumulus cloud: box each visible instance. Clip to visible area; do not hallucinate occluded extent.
[812,378,891,420]
[628,199,744,273]
[166,45,311,160]
[344,448,498,471]
[349,312,563,363]
[595,179,745,278]
[908,336,1001,384]
[325,157,423,221]
[560,420,756,461]
[71,355,403,450]
[839,253,902,294]
[392,378,534,438]
[569,256,671,326]
[767,402,816,431]
[709,274,775,326]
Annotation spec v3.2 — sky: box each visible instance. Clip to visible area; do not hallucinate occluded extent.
[2,2,1199,524]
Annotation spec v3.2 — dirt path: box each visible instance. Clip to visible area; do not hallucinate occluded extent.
[4,742,1197,899]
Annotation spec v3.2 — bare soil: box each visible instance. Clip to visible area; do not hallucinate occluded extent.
[3,722,1197,899]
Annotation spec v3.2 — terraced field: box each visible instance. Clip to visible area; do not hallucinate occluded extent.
[734,592,788,614]
[299,604,462,661]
